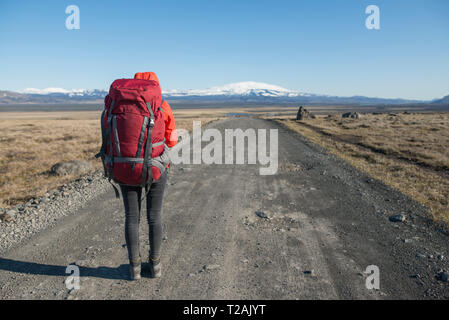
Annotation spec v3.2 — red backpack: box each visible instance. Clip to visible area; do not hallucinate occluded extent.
[96,78,169,197]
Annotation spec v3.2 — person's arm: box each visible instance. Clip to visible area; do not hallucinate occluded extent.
[162,100,177,147]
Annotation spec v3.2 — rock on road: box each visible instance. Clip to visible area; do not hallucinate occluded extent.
[0,117,448,300]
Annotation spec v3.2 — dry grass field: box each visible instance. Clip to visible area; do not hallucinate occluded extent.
[0,109,226,208]
[271,112,449,224]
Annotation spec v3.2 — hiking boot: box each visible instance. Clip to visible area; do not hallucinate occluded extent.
[129,257,141,280]
[149,258,161,278]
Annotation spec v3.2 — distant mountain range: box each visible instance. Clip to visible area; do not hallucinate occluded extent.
[0,82,447,106]
[0,89,107,104]
[431,94,449,105]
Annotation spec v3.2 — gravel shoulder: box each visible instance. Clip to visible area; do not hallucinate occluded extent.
[0,117,448,299]
[0,171,110,253]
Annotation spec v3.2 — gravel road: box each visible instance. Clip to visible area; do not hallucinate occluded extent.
[0,117,448,299]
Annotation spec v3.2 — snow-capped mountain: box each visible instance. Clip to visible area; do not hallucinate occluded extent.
[163,81,308,98]
[161,82,420,105]
[0,82,433,105]
[0,88,108,104]
[20,88,107,97]
[21,88,86,95]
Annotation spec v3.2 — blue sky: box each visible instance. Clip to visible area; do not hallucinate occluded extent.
[0,0,448,100]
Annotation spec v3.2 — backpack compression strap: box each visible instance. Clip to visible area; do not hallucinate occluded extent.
[95,109,107,175]
[104,100,120,198]
[140,101,166,204]
[133,116,149,171]
[141,102,155,188]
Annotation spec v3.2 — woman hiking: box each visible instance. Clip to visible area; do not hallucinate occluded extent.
[124,71,177,280]
[98,71,177,280]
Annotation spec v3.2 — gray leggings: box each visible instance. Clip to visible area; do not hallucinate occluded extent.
[120,170,167,264]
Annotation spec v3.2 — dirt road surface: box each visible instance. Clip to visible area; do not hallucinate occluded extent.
[0,117,448,299]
